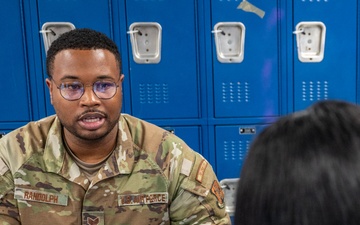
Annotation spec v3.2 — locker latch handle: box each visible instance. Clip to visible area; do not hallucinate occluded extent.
[40,22,75,54]
[293,21,326,63]
[239,127,256,134]
[219,178,239,216]
[128,22,162,64]
[212,22,246,63]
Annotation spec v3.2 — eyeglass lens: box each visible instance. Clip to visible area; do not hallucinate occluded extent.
[60,80,118,100]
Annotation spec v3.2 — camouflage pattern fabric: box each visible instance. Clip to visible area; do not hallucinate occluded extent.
[0,114,231,224]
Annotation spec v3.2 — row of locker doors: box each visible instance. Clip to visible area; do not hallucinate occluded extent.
[1,0,359,180]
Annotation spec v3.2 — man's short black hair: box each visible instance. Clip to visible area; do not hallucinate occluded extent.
[46,28,121,77]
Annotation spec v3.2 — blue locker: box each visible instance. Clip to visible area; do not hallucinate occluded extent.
[36,0,117,116]
[208,0,282,178]
[0,1,31,123]
[125,0,200,119]
[37,0,113,33]
[211,0,281,118]
[214,124,268,180]
[292,0,357,111]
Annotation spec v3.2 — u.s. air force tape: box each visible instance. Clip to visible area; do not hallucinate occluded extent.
[118,192,168,206]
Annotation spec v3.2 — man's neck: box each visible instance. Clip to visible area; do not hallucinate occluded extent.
[63,128,118,163]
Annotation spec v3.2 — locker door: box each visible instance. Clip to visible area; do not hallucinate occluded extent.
[211,0,280,118]
[293,0,357,111]
[215,124,267,180]
[0,0,31,128]
[37,0,116,115]
[125,0,200,119]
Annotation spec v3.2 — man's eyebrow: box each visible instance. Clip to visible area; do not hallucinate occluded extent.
[59,75,79,81]
[59,75,115,81]
[96,75,115,80]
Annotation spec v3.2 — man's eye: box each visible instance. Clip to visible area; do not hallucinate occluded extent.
[95,82,114,91]
[63,83,82,90]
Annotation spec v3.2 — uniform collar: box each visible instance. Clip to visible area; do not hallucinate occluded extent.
[43,116,135,185]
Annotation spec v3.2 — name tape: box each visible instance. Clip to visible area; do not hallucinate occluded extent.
[15,188,68,206]
[118,192,168,206]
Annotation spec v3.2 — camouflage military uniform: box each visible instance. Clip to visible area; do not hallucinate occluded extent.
[0,114,231,225]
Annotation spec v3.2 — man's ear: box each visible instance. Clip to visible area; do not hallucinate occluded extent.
[45,78,54,105]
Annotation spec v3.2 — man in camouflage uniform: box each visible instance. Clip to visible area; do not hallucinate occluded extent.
[0,28,231,224]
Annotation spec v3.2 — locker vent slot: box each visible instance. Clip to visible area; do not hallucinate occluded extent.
[300,0,329,2]
[301,80,329,102]
[139,83,169,104]
[221,81,250,103]
[223,140,250,161]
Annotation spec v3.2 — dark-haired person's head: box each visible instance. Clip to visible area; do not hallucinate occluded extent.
[46,28,121,77]
[235,100,360,225]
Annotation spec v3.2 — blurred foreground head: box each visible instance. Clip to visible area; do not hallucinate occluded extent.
[235,100,360,225]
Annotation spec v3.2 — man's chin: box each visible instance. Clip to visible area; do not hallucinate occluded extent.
[76,132,108,141]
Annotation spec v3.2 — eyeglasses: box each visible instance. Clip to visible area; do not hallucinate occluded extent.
[51,78,120,101]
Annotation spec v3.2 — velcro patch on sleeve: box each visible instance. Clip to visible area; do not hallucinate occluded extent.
[181,158,193,176]
[211,180,225,209]
[196,160,208,183]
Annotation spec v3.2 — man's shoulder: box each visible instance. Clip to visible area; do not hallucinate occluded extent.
[121,113,167,138]
[120,114,195,157]
[0,115,57,161]
[2,115,57,141]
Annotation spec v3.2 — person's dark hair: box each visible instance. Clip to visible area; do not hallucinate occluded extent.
[235,100,360,225]
[46,28,121,77]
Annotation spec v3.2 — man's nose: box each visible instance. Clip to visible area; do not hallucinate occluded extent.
[80,85,101,106]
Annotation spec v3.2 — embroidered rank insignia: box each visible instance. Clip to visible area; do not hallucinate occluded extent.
[211,180,225,209]
[196,160,208,183]
[83,211,104,225]
[87,217,100,225]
